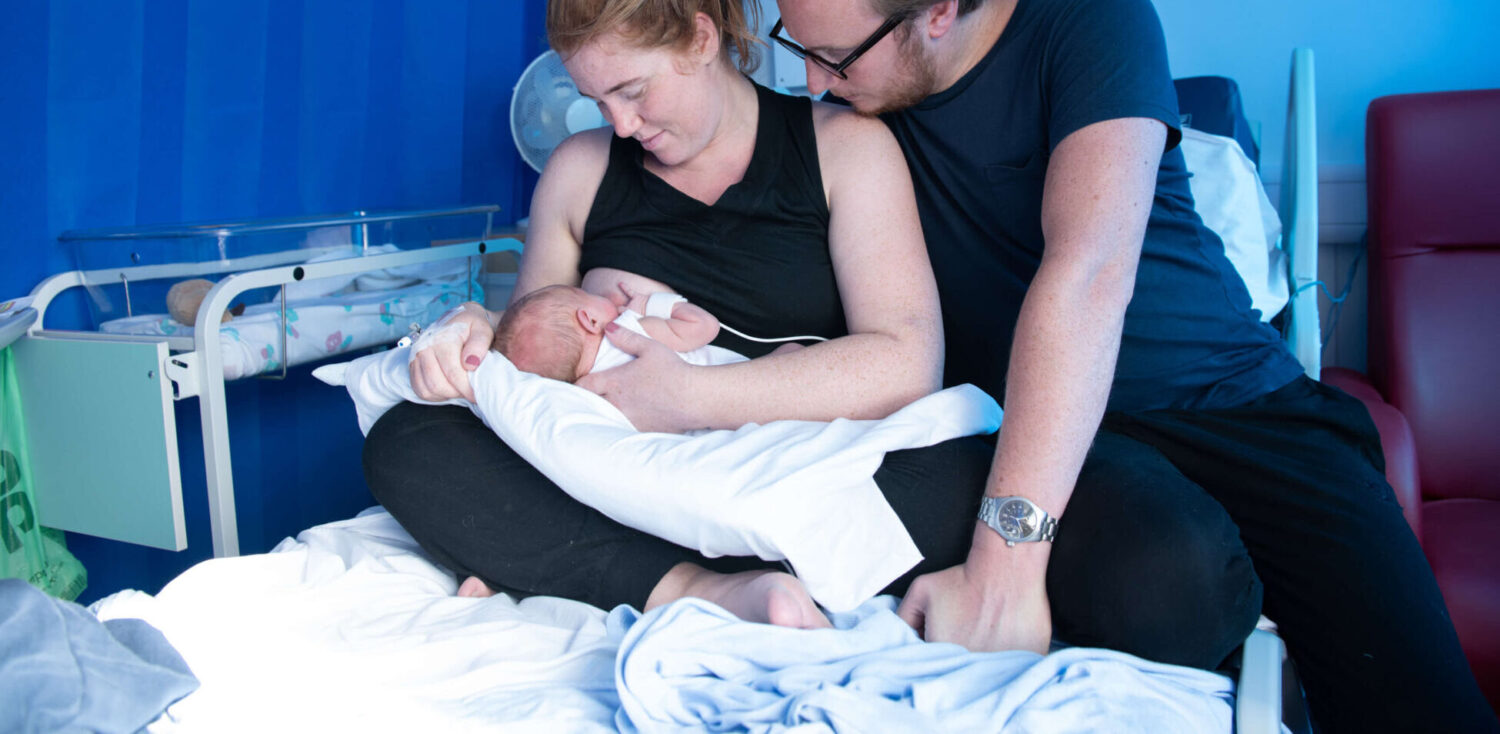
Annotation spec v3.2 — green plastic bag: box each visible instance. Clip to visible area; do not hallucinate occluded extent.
[1,346,87,600]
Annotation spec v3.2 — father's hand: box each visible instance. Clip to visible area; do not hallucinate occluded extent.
[576,323,697,433]
[897,545,1053,655]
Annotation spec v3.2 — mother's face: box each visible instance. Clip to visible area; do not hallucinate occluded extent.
[563,28,721,167]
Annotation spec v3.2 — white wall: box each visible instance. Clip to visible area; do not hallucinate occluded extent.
[1156,0,1500,369]
[1158,0,1500,181]
[1158,0,1500,261]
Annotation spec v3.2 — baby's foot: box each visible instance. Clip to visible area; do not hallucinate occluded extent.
[671,568,832,630]
[755,572,833,629]
[456,576,497,598]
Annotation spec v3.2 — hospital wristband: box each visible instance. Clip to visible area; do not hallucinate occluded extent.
[645,292,687,320]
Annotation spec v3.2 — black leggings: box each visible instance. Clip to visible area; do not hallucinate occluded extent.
[363,406,992,608]
[363,376,1492,733]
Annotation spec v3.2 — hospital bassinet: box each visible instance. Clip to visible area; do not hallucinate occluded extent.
[13,206,522,558]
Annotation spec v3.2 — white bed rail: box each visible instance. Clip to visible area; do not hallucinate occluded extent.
[26,245,347,331]
[1281,49,1320,378]
[1237,628,1285,734]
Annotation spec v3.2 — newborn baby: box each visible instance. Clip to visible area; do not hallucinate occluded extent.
[315,282,998,607]
[492,283,750,380]
[319,282,798,437]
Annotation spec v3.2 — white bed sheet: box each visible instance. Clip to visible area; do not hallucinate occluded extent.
[90,509,1238,733]
[91,508,619,734]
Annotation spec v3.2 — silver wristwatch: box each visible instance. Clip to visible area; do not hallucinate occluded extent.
[978,496,1058,546]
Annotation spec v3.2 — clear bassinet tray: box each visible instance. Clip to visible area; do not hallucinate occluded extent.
[54,206,499,379]
[60,206,498,330]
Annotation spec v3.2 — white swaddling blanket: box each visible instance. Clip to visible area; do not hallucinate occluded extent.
[315,346,1001,610]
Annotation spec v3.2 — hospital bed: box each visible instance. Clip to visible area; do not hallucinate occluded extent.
[15,46,1318,734]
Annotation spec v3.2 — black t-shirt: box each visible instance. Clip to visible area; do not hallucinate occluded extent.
[881,0,1303,411]
[578,82,847,359]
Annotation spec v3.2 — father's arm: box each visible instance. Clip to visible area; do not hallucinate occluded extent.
[897,116,1164,653]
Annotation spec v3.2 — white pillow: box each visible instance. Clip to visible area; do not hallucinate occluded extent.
[1179,126,1289,322]
[317,348,1002,611]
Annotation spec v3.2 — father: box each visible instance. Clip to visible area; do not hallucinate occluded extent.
[768,0,1493,731]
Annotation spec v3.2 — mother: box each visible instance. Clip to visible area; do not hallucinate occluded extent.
[363,0,991,627]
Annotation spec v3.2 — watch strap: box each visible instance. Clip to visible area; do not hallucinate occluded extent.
[1037,514,1058,542]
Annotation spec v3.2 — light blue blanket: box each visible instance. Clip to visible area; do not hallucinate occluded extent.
[609,596,1234,733]
[0,578,198,733]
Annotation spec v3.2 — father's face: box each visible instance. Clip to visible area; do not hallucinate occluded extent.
[776,0,937,116]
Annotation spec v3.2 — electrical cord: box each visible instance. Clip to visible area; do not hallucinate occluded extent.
[718,323,828,345]
[1284,232,1365,351]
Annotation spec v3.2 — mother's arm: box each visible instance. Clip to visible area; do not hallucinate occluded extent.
[577,106,943,431]
[407,129,610,401]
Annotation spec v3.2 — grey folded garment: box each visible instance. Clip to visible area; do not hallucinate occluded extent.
[0,578,199,733]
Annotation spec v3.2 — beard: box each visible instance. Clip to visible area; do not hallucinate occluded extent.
[858,28,940,116]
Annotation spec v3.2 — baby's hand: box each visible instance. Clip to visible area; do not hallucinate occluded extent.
[619,281,653,315]
[605,283,630,309]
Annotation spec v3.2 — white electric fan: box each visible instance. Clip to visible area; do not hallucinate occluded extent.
[510,50,610,173]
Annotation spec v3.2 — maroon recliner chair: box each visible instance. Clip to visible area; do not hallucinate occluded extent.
[1322,88,1500,713]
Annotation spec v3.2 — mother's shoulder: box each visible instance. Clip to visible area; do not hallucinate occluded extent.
[808,99,905,180]
[544,127,614,184]
[808,99,890,143]
[533,127,614,239]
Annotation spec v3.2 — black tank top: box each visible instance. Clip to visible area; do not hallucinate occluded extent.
[578,82,845,359]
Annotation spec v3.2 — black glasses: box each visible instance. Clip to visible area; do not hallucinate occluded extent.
[769,15,906,81]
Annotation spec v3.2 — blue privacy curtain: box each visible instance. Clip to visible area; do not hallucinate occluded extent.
[1,0,545,301]
[0,0,546,601]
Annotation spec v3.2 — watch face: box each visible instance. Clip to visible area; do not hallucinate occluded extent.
[999,499,1036,539]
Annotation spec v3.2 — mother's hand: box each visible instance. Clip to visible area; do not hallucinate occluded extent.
[407,301,494,403]
[576,324,699,433]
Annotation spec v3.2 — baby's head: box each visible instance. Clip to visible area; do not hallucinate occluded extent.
[492,285,619,382]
